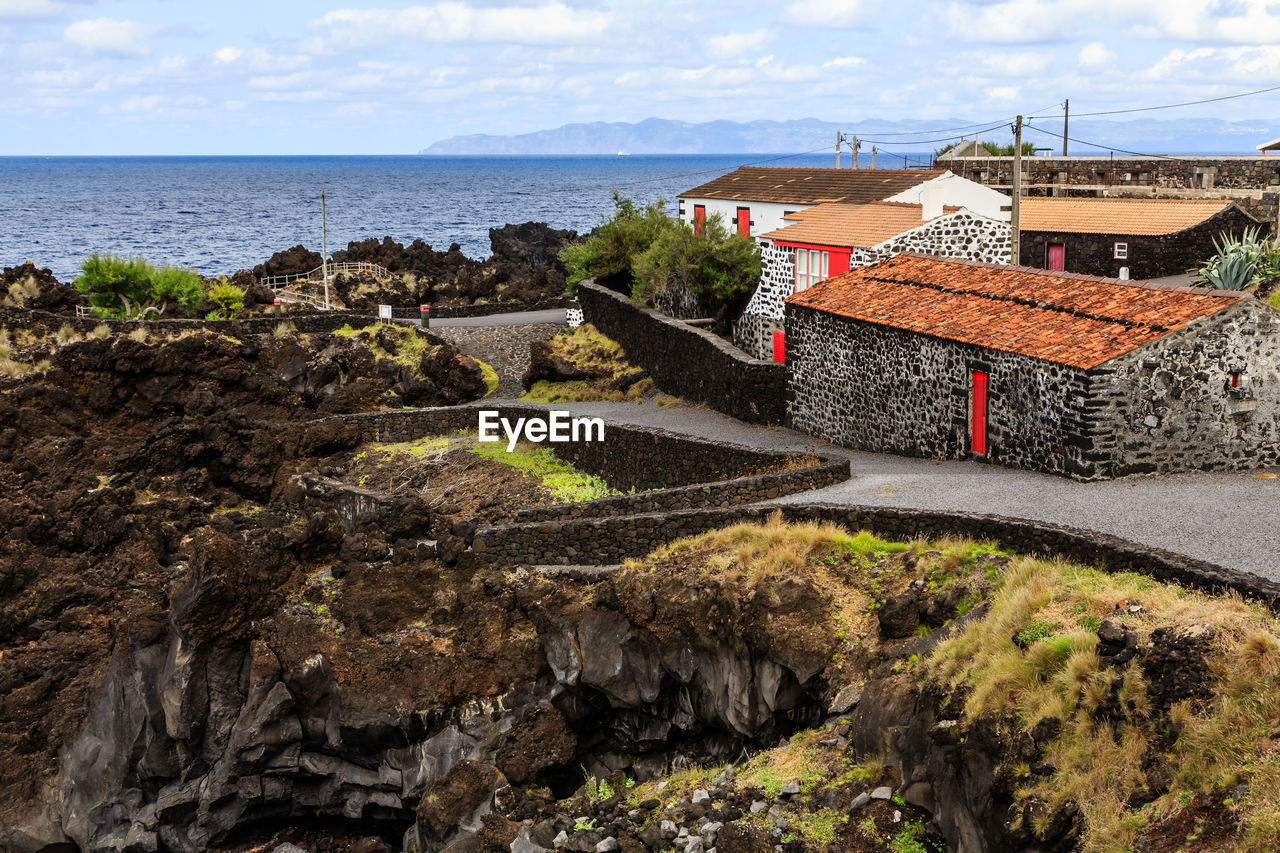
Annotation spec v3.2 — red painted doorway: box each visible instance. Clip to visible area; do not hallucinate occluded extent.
[736,207,750,236]
[971,370,988,455]
[693,205,706,236]
[772,330,785,363]
[1047,243,1065,271]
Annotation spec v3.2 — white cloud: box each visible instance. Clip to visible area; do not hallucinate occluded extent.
[1078,40,1117,70]
[985,85,1020,102]
[979,51,1053,76]
[706,29,769,58]
[63,18,150,57]
[945,0,1280,45]
[307,2,611,52]
[214,46,242,63]
[781,0,881,28]
[0,0,68,20]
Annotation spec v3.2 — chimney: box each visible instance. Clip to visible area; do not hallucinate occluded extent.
[921,180,943,220]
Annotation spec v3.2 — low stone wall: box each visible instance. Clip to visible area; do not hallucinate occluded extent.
[7,307,378,336]
[390,298,577,321]
[576,280,787,424]
[514,455,848,522]
[471,503,1280,604]
[320,403,847,504]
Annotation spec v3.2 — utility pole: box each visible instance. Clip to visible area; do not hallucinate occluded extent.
[321,190,330,311]
[835,131,842,168]
[871,145,877,169]
[1011,115,1023,266]
[1063,98,1070,157]
[851,135,859,169]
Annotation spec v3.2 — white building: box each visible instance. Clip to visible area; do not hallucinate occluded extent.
[677,166,1010,239]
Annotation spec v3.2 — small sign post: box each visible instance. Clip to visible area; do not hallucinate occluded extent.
[273,297,282,318]
[420,304,430,329]
[378,304,392,325]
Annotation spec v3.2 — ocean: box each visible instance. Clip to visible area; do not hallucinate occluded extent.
[0,153,901,282]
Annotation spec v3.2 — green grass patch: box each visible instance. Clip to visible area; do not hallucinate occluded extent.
[469,440,621,503]
[477,359,499,397]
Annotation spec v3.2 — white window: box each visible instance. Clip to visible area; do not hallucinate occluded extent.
[1114,242,1128,259]
[794,248,829,291]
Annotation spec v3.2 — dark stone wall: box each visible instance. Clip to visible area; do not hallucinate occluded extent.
[783,303,1099,479]
[1090,299,1280,477]
[471,502,1280,606]
[576,280,787,424]
[8,308,381,336]
[319,404,848,515]
[389,299,577,321]
[1021,206,1263,279]
[942,155,1280,224]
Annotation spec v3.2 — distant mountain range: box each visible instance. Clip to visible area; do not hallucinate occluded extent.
[422,116,1280,156]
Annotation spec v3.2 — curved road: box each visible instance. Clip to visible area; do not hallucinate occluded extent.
[430,311,1279,579]
[521,399,1280,580]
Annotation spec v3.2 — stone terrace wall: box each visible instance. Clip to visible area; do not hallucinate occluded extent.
[514,455,847,522]
[471,503,1280,606]
[8,308,380,336]
[576,280,787,424]
[389,298,577,321]
[320,404,848,514]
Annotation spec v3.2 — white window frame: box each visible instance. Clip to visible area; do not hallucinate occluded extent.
[1114,242,1128,260]
[793,248,829,292]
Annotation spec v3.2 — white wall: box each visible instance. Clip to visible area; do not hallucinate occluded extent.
[883,172,1012,221]
[675,198,803,238]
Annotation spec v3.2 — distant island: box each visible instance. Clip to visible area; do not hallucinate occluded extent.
[422,116,1280,156]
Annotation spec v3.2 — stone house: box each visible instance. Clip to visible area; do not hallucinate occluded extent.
[784,254,1280,480]
[735,200,1010,361]
[677,166,1009,239]
[1020,197,1262,279]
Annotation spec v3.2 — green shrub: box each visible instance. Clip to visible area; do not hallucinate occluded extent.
[1196,226,1280,291]
[206,280,246,320]
[561,192,672,294]
[74,253,204,319]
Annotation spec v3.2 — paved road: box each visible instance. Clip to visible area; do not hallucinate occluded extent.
[423,309,567,328]
[523,399,1280,579]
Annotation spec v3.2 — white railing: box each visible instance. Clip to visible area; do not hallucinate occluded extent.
[75,305,94,319]
[273,289,330,310]
[262,261,394,290]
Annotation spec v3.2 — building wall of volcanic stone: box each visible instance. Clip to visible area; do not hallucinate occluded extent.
[1088,299,1280,477]
[784,303,1101,479]
[734,212,1011,360]
[733,239,795,360]
[1021,206,1263,279]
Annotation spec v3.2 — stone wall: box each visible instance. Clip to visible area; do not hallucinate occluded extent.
[389,298,576,321]
[733,213,1011,361]
[734,240,794,360]
[576,280,787,424]
[471,502,1280,605]
[941,155,1280,223]
[6,307,385,336]
[321,404,847,507]
[1090,299,1280,476]
[1021,206,1262,279]
[784,303,1100,478]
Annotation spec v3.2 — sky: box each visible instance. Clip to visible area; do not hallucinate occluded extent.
[1,0,1279,154]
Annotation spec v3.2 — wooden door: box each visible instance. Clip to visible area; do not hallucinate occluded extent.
[736,207,750,236]
[971,370,988,455]
[772,330,785,363]
[693,205,706,236]
[1047,243,1065,271]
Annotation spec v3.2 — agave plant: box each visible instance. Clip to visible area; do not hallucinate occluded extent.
[1196,226,1280,291]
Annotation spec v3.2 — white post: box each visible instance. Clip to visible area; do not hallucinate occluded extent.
[321,190,330,311]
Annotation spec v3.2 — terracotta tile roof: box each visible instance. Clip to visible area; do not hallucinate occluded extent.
[761,201,963,248]
[680,166,945,205]
[785,254,1245,369]
[1020,197,1248,236]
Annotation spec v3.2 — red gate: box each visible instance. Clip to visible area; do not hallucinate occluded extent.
[971,370,988,455]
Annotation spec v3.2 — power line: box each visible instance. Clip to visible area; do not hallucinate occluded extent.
[857,121,1014,146]
[611,145,834,190]
[1021,122,1184,160]
[1068,83,1280,118]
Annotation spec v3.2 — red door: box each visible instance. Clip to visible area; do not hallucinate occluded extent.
[772,330,785,363]
[1047,243,1065,271]
[736,207,750,236]
[693,205,706,236]
[971,370,988,455]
